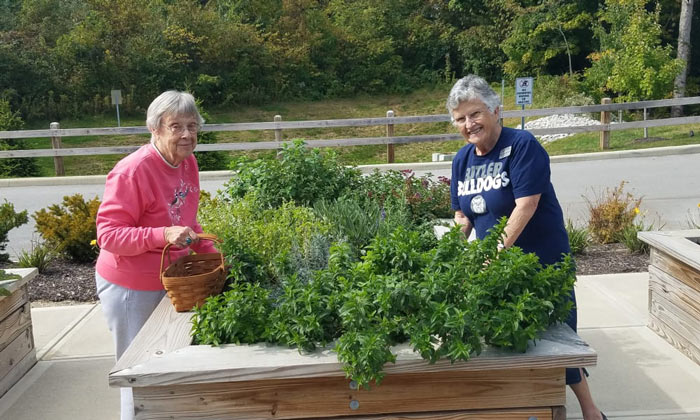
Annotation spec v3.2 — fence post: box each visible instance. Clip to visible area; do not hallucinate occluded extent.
[50,122,65,176]
[386,110,395,163]
[599,98,611,150]
[274,115,282,142]
[643,108,648,138]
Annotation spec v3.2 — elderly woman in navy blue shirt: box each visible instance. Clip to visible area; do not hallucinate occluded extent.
[448,75,607,420]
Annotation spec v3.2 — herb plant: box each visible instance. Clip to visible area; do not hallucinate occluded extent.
[191,218,576,389]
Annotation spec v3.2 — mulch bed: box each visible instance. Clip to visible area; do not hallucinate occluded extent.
[2,242,650,305]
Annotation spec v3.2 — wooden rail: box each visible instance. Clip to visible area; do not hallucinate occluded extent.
[1,96,700,175]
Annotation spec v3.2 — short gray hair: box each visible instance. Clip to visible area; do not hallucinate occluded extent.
[146,90,205,132]
[446,75,501,115]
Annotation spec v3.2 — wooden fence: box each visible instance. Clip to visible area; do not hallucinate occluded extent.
[2,96,700,176]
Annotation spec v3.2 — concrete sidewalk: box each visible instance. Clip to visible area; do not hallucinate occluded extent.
[1,272,699,419]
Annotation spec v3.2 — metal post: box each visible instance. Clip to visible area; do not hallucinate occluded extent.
[643,108,648,138]
[386,110,395,164]
[600,98,611,150]
[50,122,65,176]
[521,104,525,130]
[116,103,121,128]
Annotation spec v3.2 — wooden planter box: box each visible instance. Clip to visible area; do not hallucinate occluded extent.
[0,268,38,397]
[110,296,597,420]
[639,230,700,365]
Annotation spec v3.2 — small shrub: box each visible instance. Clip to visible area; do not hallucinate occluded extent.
[565,219,590,255]
[0,99,40,178]
[585,181,642,244]
[33,194,100,263]
[620,220,659,254]
[16,239,56,273]
[0,200,28,263]
[225,140,362,208]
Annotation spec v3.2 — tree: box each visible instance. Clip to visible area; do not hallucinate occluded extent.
[0,99,40,178]
[672,0,694,117]
[584,0,684,102]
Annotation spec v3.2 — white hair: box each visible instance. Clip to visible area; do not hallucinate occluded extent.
[146,90,204,134]
[446,75,501,115]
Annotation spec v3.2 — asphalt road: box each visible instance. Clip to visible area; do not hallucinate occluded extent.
[2,149,698,260]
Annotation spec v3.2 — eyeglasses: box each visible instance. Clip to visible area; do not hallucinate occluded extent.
[454,110,486,126]
[164,123,200,135]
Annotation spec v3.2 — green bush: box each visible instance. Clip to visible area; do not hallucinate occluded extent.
[0,99,40,178]
[198,192,333,287]
[224,140,362,208]
[620,220,656,254]
[356,169,452,223]
[565,219,590,255]
[33,194,100,263]
[16,239,56,273]
[585,181,642,244]
[0,200,28,263]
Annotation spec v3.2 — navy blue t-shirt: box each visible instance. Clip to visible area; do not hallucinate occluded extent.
[450,127,570,265]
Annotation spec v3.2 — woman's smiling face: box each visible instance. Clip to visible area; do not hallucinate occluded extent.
[451,99,501,156]
[152,114,199,166]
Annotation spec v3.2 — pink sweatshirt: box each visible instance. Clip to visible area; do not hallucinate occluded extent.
[96,144,217,290]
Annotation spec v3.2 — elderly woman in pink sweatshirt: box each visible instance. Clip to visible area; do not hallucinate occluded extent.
[95,90,217,420]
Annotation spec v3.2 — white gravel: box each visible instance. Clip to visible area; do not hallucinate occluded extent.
[516,114,602,143]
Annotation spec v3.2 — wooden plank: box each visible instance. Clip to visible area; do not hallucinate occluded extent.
[0,302,32,353]
[0,284,29,323]
[639,230,700,272]
[0,327,34,382]
[649,248,700,291]
[552,406,566,420]
[501,95,700,117]
[133,368,564,420]
[649,289,700,347]
[649,265,700,321]
[0,342,36,398]
[648,316,700,365]
[112,322,595,388]
[327,407,555,420]
[111,296,193,375]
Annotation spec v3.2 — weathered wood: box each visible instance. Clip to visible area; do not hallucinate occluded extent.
[0,344,36,398]
[648,317,700,365]
[322,408,556,420]
[649,289,700,349]
[386,110,395,164]
[649,249,700,291]
[112,296,194,374]
[552,406,566,420]
[0,284,28,323]
[50,122,65,176]
[0,302,32,353]
[649,265,700,321]
[600,98,611,150]
[640,230,700,273]
[133,368,564,420]
[0,327,33,382]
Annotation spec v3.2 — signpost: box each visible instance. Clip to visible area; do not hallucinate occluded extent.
[111,89,122,127]
[515,77,533,130]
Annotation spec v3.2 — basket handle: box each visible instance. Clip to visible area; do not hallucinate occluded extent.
[159,233,221,277]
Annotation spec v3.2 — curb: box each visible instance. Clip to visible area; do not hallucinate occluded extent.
[1,144,698,188]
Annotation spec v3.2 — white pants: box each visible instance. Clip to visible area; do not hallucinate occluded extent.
[96,272,166,420]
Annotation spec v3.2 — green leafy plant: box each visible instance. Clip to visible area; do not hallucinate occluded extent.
[16,239,56,273]
[0,99,40,178]
[225,140,362,208]
[33,194,100,263]
[565,219,590,255]
[0,199,28,263]
[620,220,658,254]
[585,181,642,244]
[192,218,576,389]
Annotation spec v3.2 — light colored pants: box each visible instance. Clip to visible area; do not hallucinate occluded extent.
[96,272,166,420]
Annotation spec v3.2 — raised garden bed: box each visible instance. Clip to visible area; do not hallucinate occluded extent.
[639,229,700,365]
[109,296,597,420]
[0,268,38,397]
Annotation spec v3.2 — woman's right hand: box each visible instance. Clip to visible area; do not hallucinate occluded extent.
[164,226,198,248]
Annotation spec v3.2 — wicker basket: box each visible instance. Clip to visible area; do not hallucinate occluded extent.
[160,233,226,312]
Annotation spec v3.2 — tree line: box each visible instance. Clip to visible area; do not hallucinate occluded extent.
[0,0,698,122]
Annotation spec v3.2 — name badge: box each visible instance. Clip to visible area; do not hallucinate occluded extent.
[499,146,511,159]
